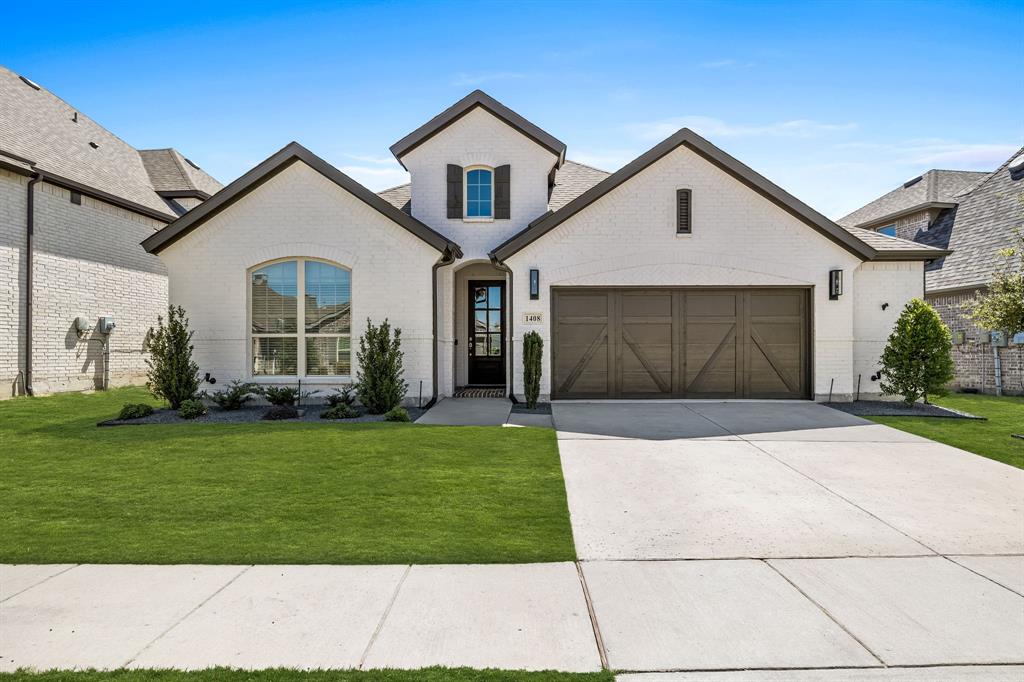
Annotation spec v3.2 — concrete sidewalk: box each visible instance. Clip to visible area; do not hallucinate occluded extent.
[4,557,1023,675]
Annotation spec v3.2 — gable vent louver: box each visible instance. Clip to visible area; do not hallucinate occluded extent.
[677,188,692,234]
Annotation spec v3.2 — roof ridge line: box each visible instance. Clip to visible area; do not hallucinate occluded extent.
[956,145,1024,198]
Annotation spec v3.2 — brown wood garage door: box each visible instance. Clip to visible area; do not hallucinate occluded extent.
[551,288,810,399]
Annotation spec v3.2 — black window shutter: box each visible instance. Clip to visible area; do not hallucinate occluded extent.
[494,164,511,219]
[677,188,692,234]
[447,164,463,219]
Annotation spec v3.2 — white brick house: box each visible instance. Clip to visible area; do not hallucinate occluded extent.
[144,91,948,404]
[0,66,221,398]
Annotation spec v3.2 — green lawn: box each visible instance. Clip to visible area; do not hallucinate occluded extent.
[868,393,1024,469]
[0,388,575,564]
[0,670,613,682]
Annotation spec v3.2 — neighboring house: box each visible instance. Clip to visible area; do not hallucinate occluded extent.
[841,149,1024,395]
[0,66,222,398]
[143,90,947,403]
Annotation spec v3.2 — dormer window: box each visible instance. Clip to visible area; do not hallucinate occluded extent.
[465,167,493,219]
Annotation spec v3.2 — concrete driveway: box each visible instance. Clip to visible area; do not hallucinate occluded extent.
[555,401,1024,673]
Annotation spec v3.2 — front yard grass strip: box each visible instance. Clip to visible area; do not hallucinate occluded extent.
[0,669,614,682]
[0,388,576,564]
[867,393,1024,469]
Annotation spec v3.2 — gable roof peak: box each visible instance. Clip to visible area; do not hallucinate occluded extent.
[389,90,566,169]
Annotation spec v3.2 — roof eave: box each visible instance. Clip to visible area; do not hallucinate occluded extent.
[869,248,952,261]
[852,201,958,230]
[142,142,461,256]
[492,128,874,262]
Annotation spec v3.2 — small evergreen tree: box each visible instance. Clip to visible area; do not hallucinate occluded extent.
[356,318,407,414]
[880,298,955,405]
[145,305,201,409]
[523,331,543,409]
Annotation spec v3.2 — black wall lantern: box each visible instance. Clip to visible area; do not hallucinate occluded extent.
[828,269,843,300]
[529,269,540,300]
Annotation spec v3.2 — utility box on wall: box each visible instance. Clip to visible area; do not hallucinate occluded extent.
[989,330,1008,347]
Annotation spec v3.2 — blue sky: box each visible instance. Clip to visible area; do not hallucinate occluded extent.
[4,0,1021,218]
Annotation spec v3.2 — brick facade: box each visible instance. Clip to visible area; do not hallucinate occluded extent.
[928,289,1024,395]
[888,208,941,242]
[1,170,169,398]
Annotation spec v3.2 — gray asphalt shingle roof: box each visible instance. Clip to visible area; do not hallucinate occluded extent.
[139,148,222,196]
[0,65,221,220]
[922,147,1024,292]
[839,169,987,228]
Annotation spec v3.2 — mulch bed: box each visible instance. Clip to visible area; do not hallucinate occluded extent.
[99,404,427,426]
[827,400,985,420]
[510,402,552,415]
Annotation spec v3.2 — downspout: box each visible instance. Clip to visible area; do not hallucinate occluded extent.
[426,247,457,409]
[490,256,516,402]
[24,173,41,396]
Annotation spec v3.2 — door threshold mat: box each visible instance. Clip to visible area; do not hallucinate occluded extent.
[453,387,506,398]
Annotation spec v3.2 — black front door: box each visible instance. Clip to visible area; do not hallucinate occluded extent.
[468,281,506,385]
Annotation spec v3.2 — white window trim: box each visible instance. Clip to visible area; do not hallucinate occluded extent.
[463,165,494,222]
[247,257,353,382]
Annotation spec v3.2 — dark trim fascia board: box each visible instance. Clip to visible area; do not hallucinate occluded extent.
[143,141,463,257]
[0,148,37,167]
[853,202,958,230]
[870,248,952,261]
[0,150,176,222]
[924,283,985,296]
[491,128,876,262]
[389,90,566,170]
[157,189,212,200]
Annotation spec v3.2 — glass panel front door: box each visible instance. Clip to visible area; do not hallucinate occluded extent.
[468,281,505,385]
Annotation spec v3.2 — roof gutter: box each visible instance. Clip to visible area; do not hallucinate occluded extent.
[426,247,459,409]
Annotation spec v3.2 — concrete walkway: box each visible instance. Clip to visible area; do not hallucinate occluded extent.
[3,401,1022,676]
[415,397,511,426]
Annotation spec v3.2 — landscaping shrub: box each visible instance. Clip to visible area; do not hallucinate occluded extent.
[118,403,153,420]
[523,330,543,409]
[325,385,357,408]
[261,405,299,420]
[145,305,200,409]
[880,298,955,405]
[261,386,302,406]
[322,403,359,420]
[177,398,207,420]
[383,406,411,422]
[207,380,258,410]
[356,318,407,413]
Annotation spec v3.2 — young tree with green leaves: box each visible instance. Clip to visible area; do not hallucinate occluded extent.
[145,305,200,409]
[880,298,955,405]
[967,230,1024,340]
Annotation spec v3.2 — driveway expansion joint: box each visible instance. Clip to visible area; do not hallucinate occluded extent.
[575,560,609,670]
[357,563,411,669]
[0,564,80,604]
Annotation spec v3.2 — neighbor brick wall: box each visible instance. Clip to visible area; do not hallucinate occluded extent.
[503,144,904,402]
[889,209,940,242]
[1,170,168,398]
[929,289,1024,395]
[157,161,441,404]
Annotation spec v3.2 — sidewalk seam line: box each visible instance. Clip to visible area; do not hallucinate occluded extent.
[0,563,80,604]
[358,563,411,670]
[763,559,888,667]
[121,564,251,667]
[575,560,609,670]
[943,555,1024,598]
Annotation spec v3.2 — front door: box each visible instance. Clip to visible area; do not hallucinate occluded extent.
[468,281,506,385]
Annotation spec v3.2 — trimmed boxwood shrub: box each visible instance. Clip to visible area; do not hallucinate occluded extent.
[118,403,153,420]
[177,398,207,420]
[322,403,359,420]
[383,406,411,422]
[880,298,955,405]
[262,405,299,420]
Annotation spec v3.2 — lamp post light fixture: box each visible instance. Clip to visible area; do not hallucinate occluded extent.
[828,269,843,300]
[529,268,540,300]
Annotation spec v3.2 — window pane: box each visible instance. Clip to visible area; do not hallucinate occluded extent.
[488,310,501,332]
[488,286,501,307]
[252,337,297,375]
[306,336,351,376]
[251,261,297,333]
[467,185,480,201]
[305,262,351,334]
[474,310,487,334]
[878,225,896,237]
[474,287,488,308]
[474,339,486,357]
[478,200,491,217]
[467,202,479,217]
[488,335,501,356]
[468,169,482,183]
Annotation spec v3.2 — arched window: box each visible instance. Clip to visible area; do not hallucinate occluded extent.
[250,258,351,377]
[465,167,493,218]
